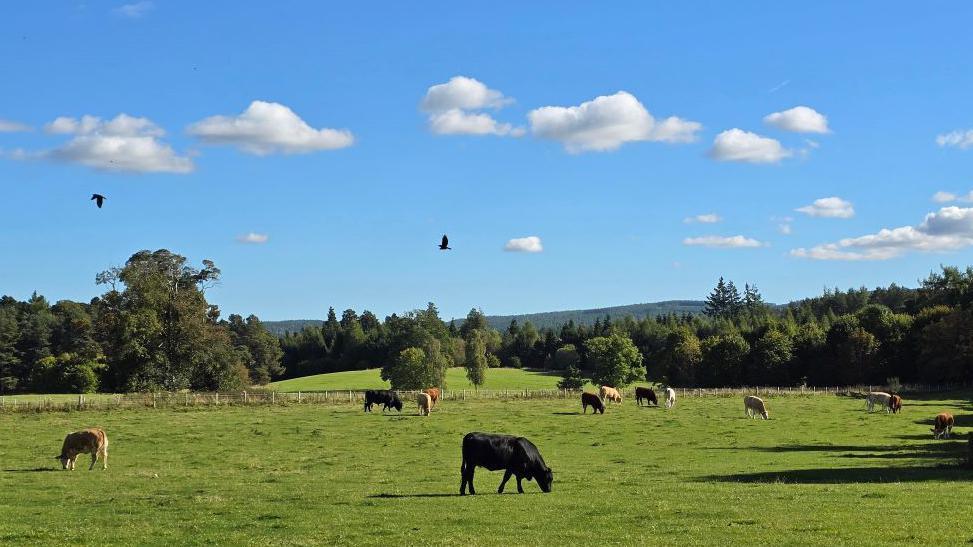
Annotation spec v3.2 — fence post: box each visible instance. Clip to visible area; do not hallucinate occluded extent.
[298,391,302,403]
[215,393,219,406]
[272,391,276,405]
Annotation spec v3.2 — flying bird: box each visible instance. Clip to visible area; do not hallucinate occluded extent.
[91,194,106,208]
[439,234,451,250]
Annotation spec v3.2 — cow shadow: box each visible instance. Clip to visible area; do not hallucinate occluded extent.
[367,493,466,499]
[912,414,973,428]
[702,464,971,484]
[3,467,57,473]
[552,411,579,415]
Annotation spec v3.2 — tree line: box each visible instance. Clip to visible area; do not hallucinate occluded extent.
[4,250,973,394]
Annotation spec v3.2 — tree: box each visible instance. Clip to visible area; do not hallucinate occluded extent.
[382,347,428,390]
[660,328,701,386]
[586,332,644,387]
[558,365,586,390]
[464,329,487,389]
[552,344,580,370]
[751,329,793,385]
[704,277,742,320]
[700,333,750,386]
[227,314,284,384]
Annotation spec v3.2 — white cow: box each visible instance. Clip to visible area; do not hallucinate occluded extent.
[664,387,676,409]
[416,392,432,416]
[865,392,892,413]
[744,395,769,419]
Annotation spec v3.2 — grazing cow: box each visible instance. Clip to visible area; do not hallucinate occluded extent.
[424,387,441,408]
[363,390,403,413]
[744,395,769,420]
[460,432,553,495]
[599,385,622,404]
[888,394,903,414]
[581,392,605,414]
[635,387,658,407]
[932,412,955,439]
[56,428,108,471]
[865,391,892,413]
[664,387,676,409]
[417,392,432,416]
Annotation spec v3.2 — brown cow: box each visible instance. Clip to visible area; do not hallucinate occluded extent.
[932,412,954,439]
[888,394,902,414]
[635,387,657,406]
[581,392,605,414]
[424,387,440,408]
[56,428,108,470]
[599,385,622,404]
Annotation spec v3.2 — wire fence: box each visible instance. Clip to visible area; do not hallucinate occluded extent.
[0,382,968,414]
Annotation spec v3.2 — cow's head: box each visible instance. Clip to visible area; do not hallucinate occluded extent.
[391,398,403,412]
[761,409,769,419]
[54,453,70,469]
[931,427,944,439]
[537,468,553,493]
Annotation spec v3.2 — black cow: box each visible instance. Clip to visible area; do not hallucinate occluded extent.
[635,386,658,406]
[581,392,604,414]
[460,432,553,495]
[363,390,403,413]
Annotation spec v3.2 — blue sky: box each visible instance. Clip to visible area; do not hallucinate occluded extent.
[2,1,973,321]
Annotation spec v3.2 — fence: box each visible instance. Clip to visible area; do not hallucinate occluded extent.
[0,382,967,414]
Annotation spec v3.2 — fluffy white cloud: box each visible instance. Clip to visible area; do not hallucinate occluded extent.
[0,119,30,132]
[763,106,830,134]
[115,1,154,18]
[188,101,353,155]
[683,213,722,224]
[427,109,524,136]
[791,206,973,261]
[237,232,269,244]
[528,91,700,152]
[421,76,511,113]
[709,129,791,164]
[504,236,543,253]
[795,197,855,218]
[937,129,973,149]
[420,76,521,137]
[682,235,765,248]
[40,113,192,173]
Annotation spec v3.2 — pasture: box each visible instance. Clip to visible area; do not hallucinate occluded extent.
[268,367,576,392]
[0,392,971,545]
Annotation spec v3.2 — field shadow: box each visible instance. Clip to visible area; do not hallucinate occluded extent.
[3,467,57,473]
[703,445,897,453]
[552,411,579,415]
[912,415,973,428]
[702,465,971,484]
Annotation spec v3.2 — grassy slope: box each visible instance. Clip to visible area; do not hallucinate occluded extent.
[268,367,577,392]
[0,393,971,544]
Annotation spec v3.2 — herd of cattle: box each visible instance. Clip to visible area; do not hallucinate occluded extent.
[53,385,960,496]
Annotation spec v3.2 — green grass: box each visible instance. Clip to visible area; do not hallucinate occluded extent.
[1,393,971,544]
[269,367,579,392]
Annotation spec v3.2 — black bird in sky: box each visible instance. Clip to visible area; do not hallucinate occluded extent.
[91,193,106,208]
[439,234,451,250]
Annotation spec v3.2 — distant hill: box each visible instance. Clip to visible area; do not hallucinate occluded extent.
[263,300,710,336]
[481,300,707,330]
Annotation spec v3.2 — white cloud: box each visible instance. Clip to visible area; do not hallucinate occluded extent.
[778,223,793,235]
[682,235,765,248]
[763,106,830,134]
[709,128,791,164]
[932,190,973,203]
[683,213,722,224]
[427,109,524,136]
[38,113,193,173]
[0,119,31,132]
[528,91,700,152]
[796,197,855,218]
[188,100,353,155]
[237,232,269,244]
[420,76,521,137]
[114,1,153,18]
[421,76,511,113]
[791,206,973,261]
[504,236,543,253]
[937,129,973,149]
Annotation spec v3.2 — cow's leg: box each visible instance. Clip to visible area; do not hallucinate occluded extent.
[516,475,524,494]
[100,447,108,470]
[498,470,512,493]
[89,452,97,471]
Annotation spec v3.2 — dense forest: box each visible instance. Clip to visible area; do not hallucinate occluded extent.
[4,251,973,394]
[0,249,282,394]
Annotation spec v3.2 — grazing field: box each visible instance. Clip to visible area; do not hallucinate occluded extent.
[268,367,580,392]
[0,393,971,545]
